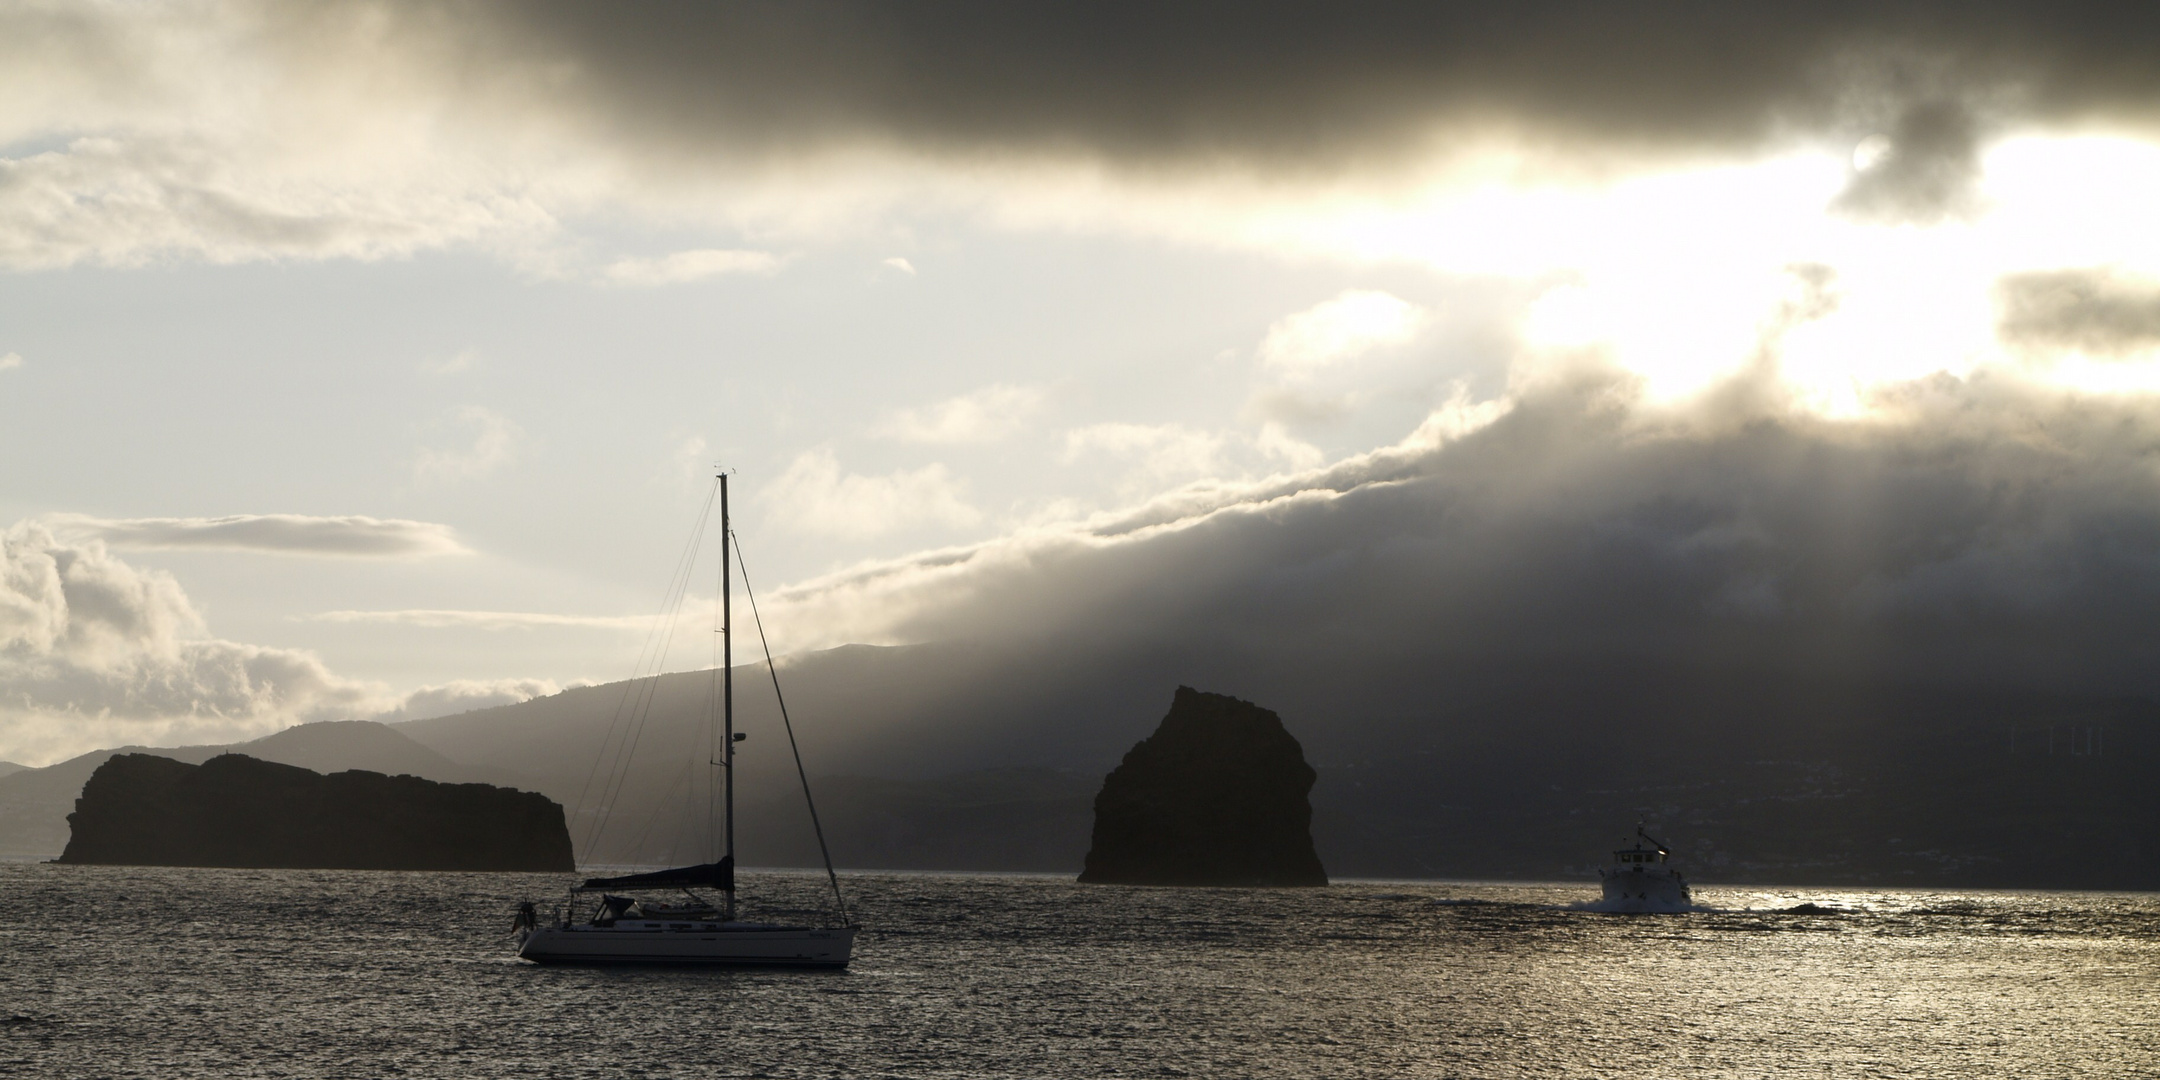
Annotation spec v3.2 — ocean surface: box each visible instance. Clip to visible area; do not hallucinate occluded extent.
[2,866,2156,1078]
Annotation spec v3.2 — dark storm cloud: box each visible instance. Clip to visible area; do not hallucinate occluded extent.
[448,1,2160,170]
[1998,269,2160,355]
[399,372,2160,836]
[788,369,2160,729]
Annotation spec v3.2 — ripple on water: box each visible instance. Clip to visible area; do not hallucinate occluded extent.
[1,867,2158,1078]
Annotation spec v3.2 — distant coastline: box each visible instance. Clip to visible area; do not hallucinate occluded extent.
[60,753,573,872]
[6,661,2159,889]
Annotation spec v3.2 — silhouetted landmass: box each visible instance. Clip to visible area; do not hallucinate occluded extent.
[1079,687,1327,886]
[1306,665,2160,890]
[387,652,2160,887]
[0,720,539,860]
[21,643,2160,887]
[58,753,572,871]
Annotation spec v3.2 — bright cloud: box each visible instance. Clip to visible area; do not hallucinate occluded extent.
[0,521,565,764]
[307,609,647,631]
[877,384,1049,445]
[666,434,716,489]
[1061,422,1216,463]
[0,132,565,270]
[1222,136,2160,417]
[1061,422,1231,493]
[420,348,478,376]
[741,358,2160,703]
[1062,420,1330,494]
[44,513,468,558]
[755,395,1514,655]
[0,521,387,761]
[4,2,2159,437]
[0,3,577,271]
[1259,290,1428,375]
[367,678,574,723]
[413,406,521,486]
[1253,422,1324,470]
[600,248,780,286]
[15,0,2160,770]
[766,449,982,539]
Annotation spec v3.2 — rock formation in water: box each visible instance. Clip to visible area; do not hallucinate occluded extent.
[58,753,574,871]
[1079,686,1327,886]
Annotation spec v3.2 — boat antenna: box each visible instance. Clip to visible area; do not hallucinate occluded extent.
[1637,824,1672,856]
[729,527,851,927]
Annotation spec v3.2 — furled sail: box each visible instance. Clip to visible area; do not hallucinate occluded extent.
[578,856,733,892]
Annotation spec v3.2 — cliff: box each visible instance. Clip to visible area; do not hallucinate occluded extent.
[58,753,573,871]
[1080,687,1327,886]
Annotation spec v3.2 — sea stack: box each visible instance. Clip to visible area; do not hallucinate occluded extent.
[59,753,574,871]
[1079,687,1327,886]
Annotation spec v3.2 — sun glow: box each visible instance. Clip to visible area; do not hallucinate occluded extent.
[1249,134,2160,417]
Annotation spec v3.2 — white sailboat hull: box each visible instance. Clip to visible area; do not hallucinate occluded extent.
[519,923,855,967]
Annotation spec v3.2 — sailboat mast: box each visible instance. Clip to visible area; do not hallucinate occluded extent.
[721,472,735,920]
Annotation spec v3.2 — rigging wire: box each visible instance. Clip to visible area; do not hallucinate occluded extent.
[729,528,851,926]
[571,477,719,862]
[592,509,711,856]
[623,756,697,869]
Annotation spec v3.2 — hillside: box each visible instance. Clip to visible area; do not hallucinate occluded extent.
[392,643,2160,887]
[13,639,2160,884]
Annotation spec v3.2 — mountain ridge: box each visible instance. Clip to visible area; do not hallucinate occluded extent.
[11,642,2160,887]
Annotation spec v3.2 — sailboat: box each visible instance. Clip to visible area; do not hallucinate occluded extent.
[515,473,857,967]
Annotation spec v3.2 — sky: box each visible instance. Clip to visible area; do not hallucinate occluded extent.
[6,1,2160,766]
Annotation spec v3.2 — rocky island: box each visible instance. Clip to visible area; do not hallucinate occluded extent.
[1080,686,1327,886]
[59,753,574,871]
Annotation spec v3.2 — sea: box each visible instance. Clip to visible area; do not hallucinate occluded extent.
[2,865,2155,1079]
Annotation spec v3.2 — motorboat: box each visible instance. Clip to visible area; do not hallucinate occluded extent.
[1597,826,1691,912]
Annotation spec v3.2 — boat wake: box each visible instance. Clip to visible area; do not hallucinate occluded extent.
[1554,898,1858,915]
[1563,897,1711,914]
